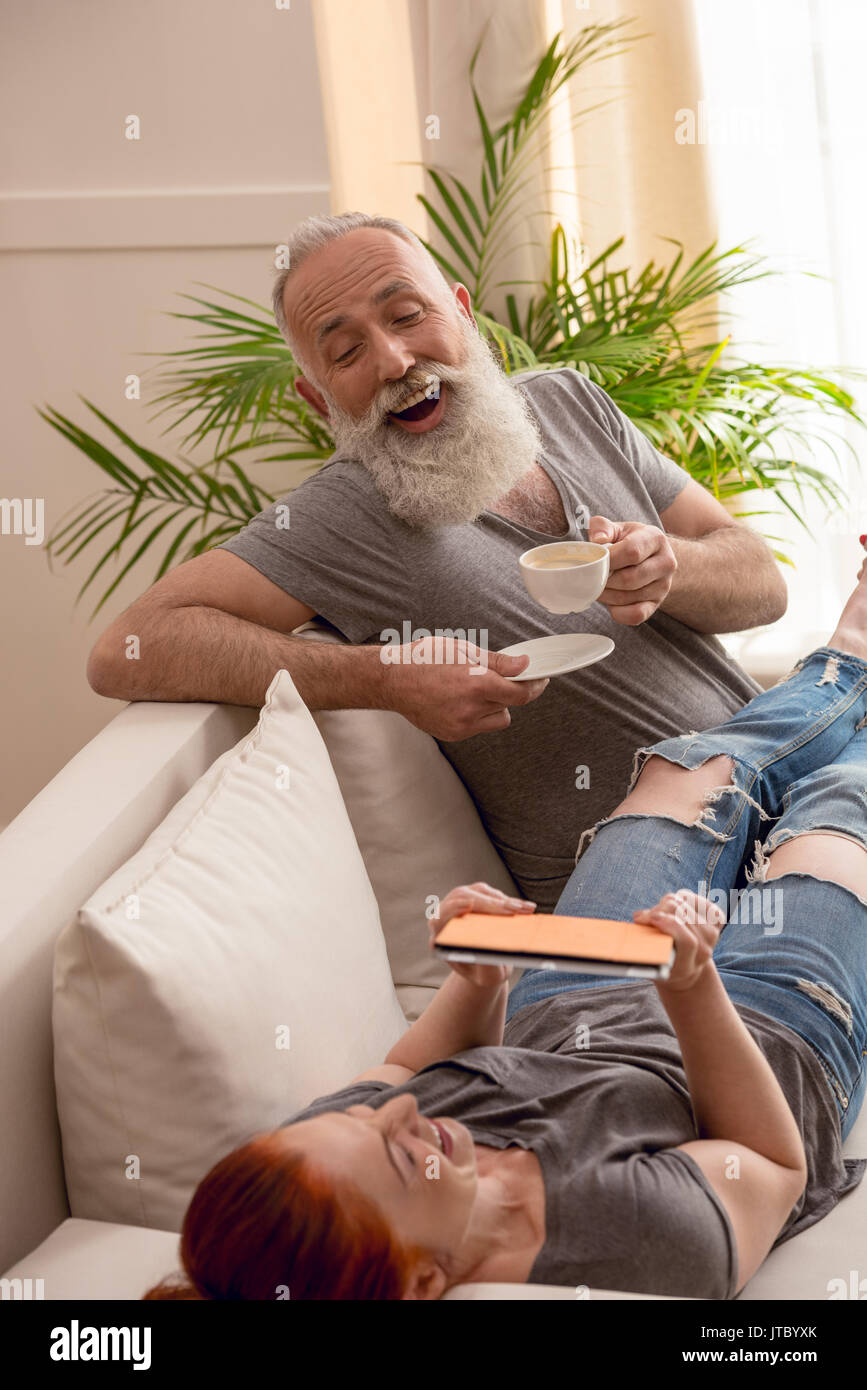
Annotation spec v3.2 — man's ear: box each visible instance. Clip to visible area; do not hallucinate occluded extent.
[452,282,478,332]
[400,1256,449,1302]
[295,376,330,420]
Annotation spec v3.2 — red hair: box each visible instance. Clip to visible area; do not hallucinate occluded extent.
[143,1129,423,1300]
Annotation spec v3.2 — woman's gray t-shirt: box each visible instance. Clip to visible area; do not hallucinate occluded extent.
[283,983,865,1299]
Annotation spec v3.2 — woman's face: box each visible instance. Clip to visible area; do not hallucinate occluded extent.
[281,1093,479,1272]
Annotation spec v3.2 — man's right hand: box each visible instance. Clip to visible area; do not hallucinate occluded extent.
[381,635,550,741]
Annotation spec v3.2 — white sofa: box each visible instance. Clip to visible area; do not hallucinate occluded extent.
[1,624,864,1300]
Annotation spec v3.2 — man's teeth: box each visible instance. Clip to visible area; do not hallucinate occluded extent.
[393,379,440,412]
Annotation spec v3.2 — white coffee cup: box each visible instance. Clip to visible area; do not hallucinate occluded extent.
[519,541,610,614]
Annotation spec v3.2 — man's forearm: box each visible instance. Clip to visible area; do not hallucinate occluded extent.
[661,526,787,634]
[88,600,391,711]
[658,967,806,1175]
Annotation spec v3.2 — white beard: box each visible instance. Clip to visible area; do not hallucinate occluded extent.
[319,314,543,527]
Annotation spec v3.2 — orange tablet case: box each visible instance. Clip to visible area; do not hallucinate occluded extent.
[434,911,674,971]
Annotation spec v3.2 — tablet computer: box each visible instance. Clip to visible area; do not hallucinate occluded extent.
[433,911,675,980]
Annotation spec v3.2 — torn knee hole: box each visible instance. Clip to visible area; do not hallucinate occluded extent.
[816,654,841,687]
[746,839,771,883]
[620,753,769,842]
[797,978,854,1035]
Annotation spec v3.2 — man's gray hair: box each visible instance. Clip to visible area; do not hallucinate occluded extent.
[271,212,445,379]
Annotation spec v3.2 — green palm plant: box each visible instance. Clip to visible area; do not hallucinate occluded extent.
[40,21,863,617]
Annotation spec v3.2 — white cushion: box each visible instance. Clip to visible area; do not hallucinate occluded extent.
[297,622,521,991]
[1,1219,180,1301]
[0,1218,670,1299]
[52,668,408,1233]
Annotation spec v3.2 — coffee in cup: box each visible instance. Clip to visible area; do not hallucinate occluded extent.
[519,541,610,614]
[524,554,598,570]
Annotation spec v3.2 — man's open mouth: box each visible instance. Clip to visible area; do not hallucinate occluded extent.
[388,378,442,422]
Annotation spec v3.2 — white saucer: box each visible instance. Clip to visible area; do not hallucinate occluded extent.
[499,633,615,680]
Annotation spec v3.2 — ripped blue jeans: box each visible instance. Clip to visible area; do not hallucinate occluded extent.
[505,646,867,1141]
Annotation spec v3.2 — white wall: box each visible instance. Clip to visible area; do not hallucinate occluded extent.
[0,0,330,826]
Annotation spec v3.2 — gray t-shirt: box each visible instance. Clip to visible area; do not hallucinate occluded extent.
[219,367,763,908]
[284,983,865,1298]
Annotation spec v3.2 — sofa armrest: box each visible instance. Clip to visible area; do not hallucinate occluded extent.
[0,699,256,1272]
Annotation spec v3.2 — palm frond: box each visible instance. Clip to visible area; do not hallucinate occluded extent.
[416,23,637,307]
[40,400,275,616]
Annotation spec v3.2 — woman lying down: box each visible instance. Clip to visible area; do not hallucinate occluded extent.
[146,569,867,1301]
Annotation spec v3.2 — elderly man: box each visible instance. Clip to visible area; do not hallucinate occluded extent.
[87,211,786,909]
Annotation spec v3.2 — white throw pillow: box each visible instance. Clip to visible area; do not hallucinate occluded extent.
[297,623,521,992]
[52,668,408,1232]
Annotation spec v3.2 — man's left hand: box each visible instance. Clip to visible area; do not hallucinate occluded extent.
[588,515,677,625]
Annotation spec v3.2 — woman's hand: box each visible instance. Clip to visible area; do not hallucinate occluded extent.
[428,882,536,988]
[634,889,725,993]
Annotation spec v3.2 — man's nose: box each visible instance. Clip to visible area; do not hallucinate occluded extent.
[369,328,416,386]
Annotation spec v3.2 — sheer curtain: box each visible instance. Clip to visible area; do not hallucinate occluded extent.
[552,0,716,274]
[312,0,715,321]
[692,0,867,662]
[310,0,427,229]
